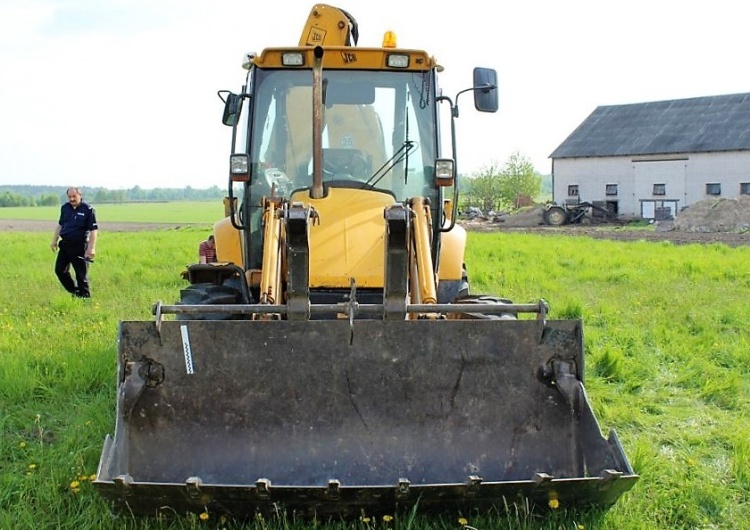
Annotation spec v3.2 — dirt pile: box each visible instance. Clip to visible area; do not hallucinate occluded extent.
[461,205,544,229]
[491,205,545,227]
[670,196,750,233]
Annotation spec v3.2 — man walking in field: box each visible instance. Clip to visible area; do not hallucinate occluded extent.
[50,187,98,298]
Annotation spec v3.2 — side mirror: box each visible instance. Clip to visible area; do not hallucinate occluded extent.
[473,68,498,113]
[220,92,244,126]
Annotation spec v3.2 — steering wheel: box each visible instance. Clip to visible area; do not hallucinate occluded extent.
[323,149,369,180]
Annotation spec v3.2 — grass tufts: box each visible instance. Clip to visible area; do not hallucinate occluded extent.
[592,345,625,382]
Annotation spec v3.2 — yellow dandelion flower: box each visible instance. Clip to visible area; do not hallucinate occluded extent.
[28,463,37,470]
[361,516,371,523]
[383,514,393,522]
[548,498,560,509]
[19,442,26,448]
[577,524,585,529]
[458,517,468,526]
[199,511,209,521]
[70,480,80,489]
[89,474,97,481]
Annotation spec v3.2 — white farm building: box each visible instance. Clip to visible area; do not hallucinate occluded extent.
[549,92,750,220]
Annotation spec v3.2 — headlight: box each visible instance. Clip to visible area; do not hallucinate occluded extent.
[282,52,305,66]
[387,54,409,68]
[434,159,454,187]
[230,153,250,181]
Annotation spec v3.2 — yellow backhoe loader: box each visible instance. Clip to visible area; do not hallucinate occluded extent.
[94,4,637,520]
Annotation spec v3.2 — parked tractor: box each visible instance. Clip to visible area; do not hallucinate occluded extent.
[543,200,620,226]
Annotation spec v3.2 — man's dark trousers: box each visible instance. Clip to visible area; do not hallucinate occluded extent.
[55,239,90,297]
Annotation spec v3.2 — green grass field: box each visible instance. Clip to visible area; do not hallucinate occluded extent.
[0,203,748,529]
[0,201,224,224]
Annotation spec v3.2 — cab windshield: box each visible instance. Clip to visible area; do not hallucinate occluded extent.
[247,68,438,202]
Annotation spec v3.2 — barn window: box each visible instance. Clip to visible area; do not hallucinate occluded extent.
[741,182,750,195]
[652,183,666,196]
[706,183,721,196]
[605,184,618,196]
[567,185,579,197]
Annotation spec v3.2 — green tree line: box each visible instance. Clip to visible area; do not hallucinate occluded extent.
[3,153,551,212]
[0,185,225,207]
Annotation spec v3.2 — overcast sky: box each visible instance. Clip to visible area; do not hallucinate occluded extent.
[0,0,746,190]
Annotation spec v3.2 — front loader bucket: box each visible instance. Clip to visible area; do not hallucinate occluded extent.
[94,318,637,519]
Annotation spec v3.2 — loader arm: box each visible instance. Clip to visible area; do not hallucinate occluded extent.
[299,3,359,47]
[258,198,284,308]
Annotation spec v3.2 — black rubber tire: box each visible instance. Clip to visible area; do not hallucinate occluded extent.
[437,264,470,303]
[452,295,518,320]
[543,206,568,226]
[457,264,470,300]
[176,282,244,320]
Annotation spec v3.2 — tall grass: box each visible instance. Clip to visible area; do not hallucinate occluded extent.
[466,232,750,529]
[0,226,204,530]
[0,218,748,529]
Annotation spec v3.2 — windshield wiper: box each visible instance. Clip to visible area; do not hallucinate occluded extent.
[362,140,417,189]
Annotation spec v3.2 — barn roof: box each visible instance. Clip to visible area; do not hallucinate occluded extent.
[550,92,750,160]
